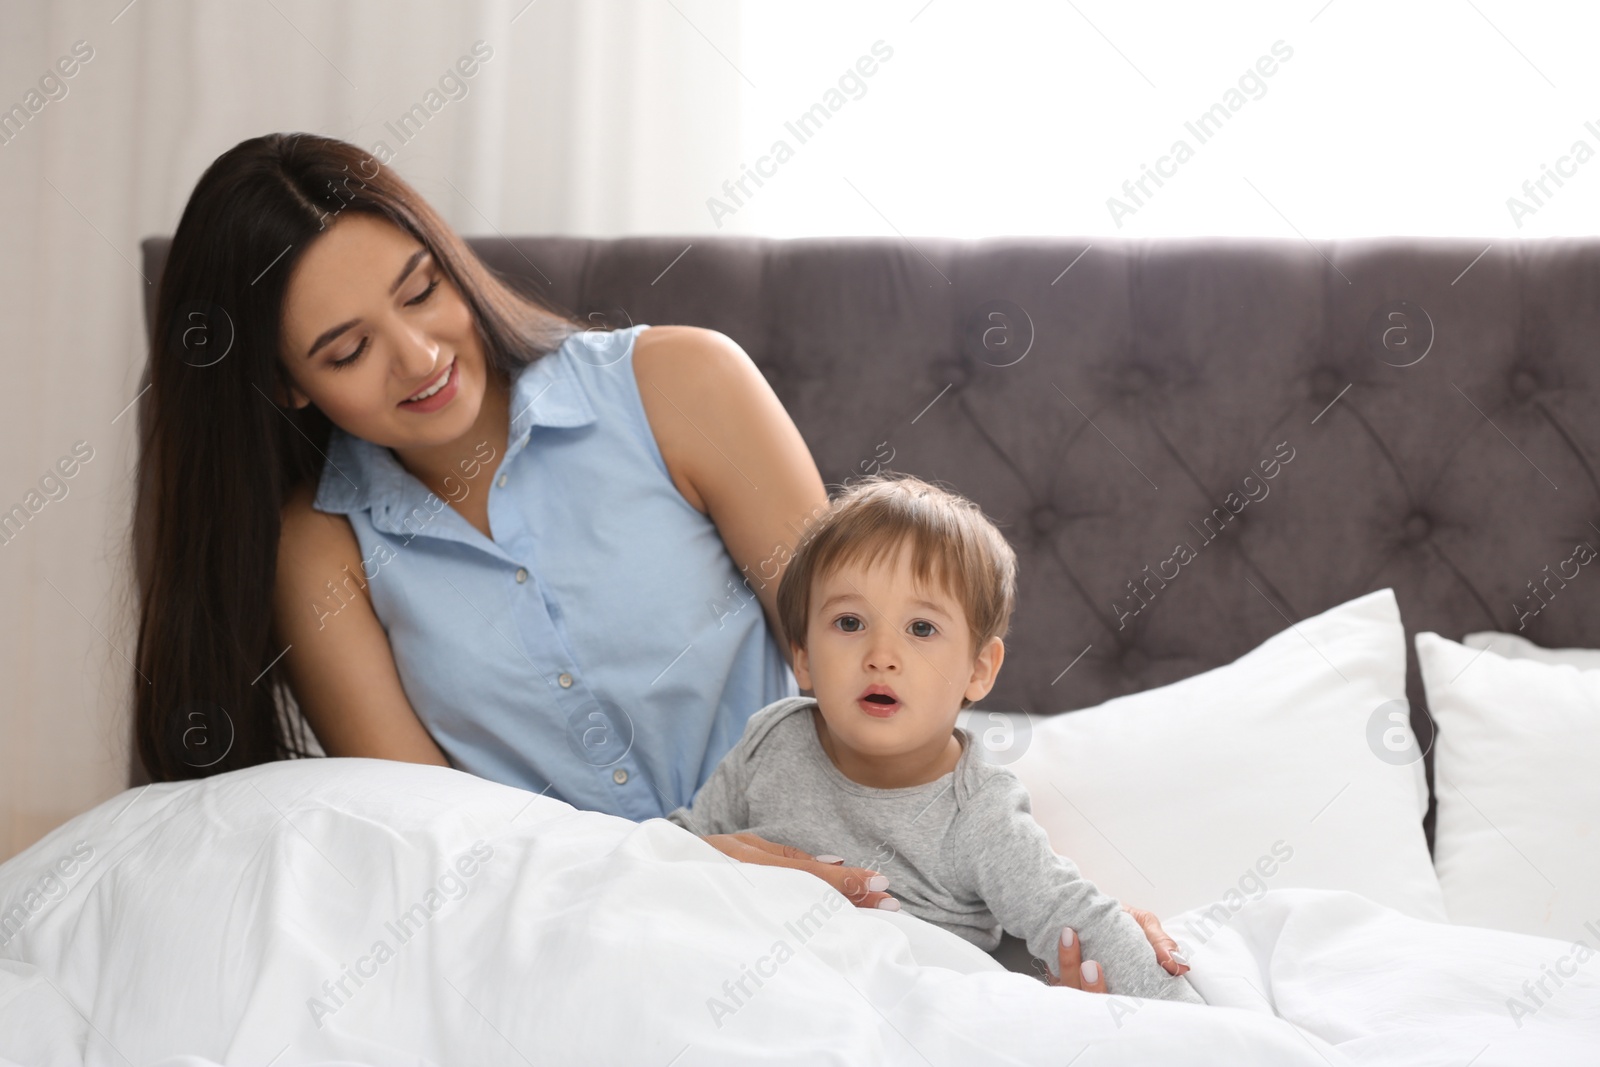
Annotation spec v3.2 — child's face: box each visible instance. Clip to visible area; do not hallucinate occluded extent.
[791,545,1004,764]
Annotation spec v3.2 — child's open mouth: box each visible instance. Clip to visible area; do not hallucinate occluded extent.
[857,687,901,717]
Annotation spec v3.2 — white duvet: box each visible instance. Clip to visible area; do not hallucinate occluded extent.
[0,758,1594,1066]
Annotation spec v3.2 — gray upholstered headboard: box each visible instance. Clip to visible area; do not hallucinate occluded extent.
[138,234,1600,848]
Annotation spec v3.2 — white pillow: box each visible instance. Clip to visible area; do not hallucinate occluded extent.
[1415,632,1600,943]
[1005,589,1446,936]
[1462,630,1600,671]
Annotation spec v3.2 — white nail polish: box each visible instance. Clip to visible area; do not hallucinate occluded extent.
[875,897,900,911]
[815,855,844,864]
[1080,960,1099,984]
[1060,927,1075,948]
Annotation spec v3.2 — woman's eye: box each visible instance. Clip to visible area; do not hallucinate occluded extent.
[835,615,863,633]
[407,278,439,306]
[909,620,937,638]
[331,338,368,370]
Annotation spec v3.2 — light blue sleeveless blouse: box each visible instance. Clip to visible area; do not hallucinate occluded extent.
[312,324,798,821]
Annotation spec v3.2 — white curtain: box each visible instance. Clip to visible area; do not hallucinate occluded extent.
[0,0,745,863]
[727,0,1600,238]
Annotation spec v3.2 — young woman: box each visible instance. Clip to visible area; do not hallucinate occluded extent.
[130,133,1179,983]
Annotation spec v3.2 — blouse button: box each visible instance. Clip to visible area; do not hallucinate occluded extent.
[558,672,574,688]
[612,768,629,785]
[497,474,508,488]
[515,567,529,583]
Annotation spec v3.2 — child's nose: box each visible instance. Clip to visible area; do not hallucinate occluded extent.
[864,635,901,671]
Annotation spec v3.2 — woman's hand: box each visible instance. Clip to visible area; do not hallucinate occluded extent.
[1046,926,1106,993]
[699,832,900,910]
[1046,906,1188,992]
[1123,903,1190,976]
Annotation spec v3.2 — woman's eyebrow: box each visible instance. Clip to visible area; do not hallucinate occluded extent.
[306,320,356,361]
[304,248,430,360]
[388,248,429,295]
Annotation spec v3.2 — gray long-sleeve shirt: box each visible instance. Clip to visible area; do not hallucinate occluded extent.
[665,696,1202,1003]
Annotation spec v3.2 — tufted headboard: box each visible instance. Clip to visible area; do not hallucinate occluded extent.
[139,234,1600,848]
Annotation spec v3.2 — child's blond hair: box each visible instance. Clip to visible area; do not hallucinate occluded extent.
[776,474,1017,708]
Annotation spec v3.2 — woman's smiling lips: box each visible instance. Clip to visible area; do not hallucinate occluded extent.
[857,684,901,717]
[397,357,457,412]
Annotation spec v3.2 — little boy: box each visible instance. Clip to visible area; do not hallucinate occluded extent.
[666,474,1202,1003]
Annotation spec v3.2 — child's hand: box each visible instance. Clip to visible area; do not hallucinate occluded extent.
[1046,927,1106,993]
[699,832,900,911]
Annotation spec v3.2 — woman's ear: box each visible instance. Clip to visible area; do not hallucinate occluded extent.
[275,375,311,410]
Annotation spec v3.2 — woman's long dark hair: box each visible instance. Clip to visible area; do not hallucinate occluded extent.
[132,132,582,782]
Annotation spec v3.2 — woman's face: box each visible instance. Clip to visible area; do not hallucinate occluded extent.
[277,212,490,449]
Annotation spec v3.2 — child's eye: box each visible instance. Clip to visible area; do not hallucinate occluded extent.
[835,615,864,633]
[908,620,937,638]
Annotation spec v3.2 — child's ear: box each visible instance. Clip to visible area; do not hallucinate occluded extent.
[791,642,813,690]
[963,635,1005,703]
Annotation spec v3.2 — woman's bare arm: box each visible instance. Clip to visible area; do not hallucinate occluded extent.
[632,325,829,669]
[272,484,451,765]
[632,327,909,908]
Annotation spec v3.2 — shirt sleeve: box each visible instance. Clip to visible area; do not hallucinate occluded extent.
[662,739,751,837]
[946,773,1203,1004]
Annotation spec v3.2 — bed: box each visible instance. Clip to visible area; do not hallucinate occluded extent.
[1,233,1595,1063]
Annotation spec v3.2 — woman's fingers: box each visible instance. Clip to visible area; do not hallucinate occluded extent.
[838,867,898,909]
[1050,927,1082,989]
[814,853,898,910]
[1123,903,1190,975]
[739,835,898,910]
[1046,927,1104,993]
[703,833,899,910]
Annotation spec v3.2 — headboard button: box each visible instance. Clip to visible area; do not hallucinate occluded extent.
[1511,371,1538,399]
[1121,365,1152,394]
[1310,367,1343,402]
[941,356,972,392]
[1404,513,1432,542]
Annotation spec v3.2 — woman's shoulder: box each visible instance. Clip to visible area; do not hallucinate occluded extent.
[630,324,768,400]
[630,325,793,510]
[278,481,362,582]
[282,479,347,539]
[548,323,729,381]
[621,325,766,515]
[630,322,737,364]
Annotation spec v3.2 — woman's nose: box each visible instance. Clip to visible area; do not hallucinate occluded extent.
[395,320,440,377]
